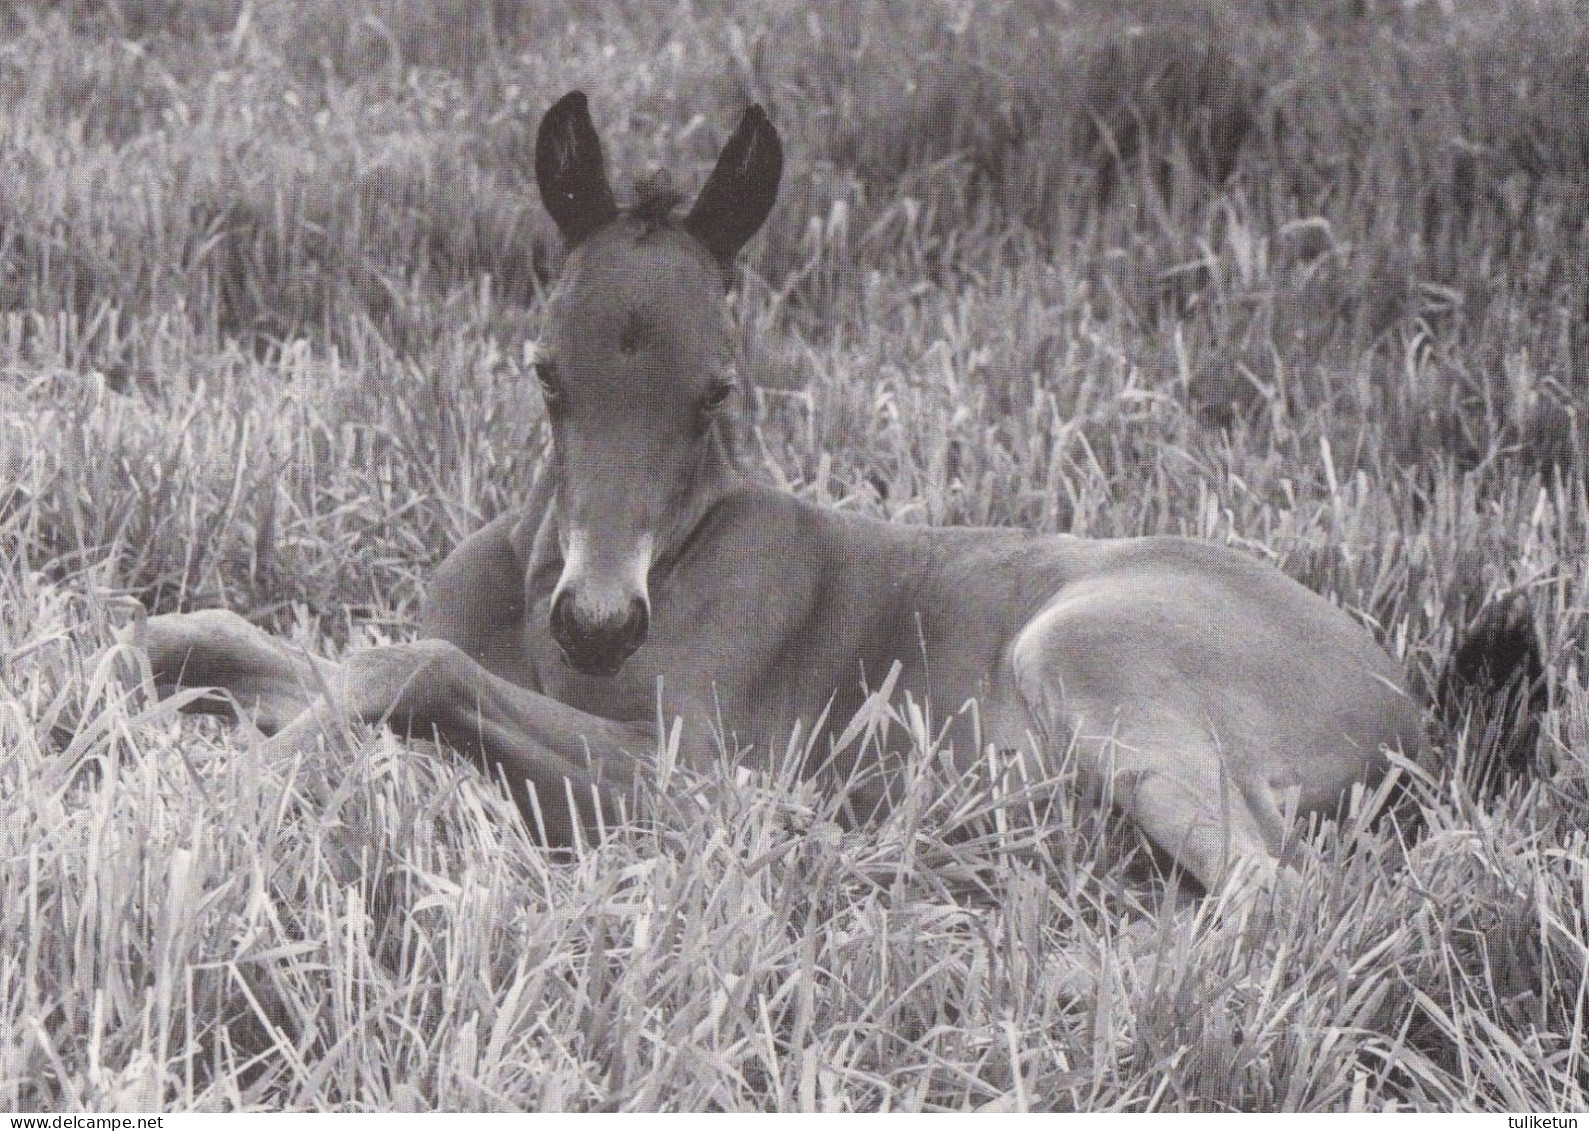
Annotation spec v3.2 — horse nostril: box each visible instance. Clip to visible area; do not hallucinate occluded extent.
[621,596,649,651]
[548,589,649,676]
[549,589,579,653]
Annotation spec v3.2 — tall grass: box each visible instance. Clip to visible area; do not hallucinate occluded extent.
[1,0,1586,1111]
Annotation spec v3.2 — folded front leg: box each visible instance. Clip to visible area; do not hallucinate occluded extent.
[136,609,340,734]
[135,612,653,846]
[266,640,653,847]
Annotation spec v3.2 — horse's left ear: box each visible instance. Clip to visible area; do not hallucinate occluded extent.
[684,105,782,266]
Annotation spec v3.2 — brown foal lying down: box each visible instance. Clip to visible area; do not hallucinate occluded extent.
[138,92,1543,892]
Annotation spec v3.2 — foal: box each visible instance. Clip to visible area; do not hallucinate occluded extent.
[138,92,1539,892]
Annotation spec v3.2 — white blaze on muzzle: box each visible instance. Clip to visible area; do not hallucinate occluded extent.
[552,528,655,624]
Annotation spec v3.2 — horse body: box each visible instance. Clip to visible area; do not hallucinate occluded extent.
[427,452,1423,885]
[137,90,1515,894]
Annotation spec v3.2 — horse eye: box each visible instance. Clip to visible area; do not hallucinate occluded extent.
[535,360,563,403]
[702,379,736,412]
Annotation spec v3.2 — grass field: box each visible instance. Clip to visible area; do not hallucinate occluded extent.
[2,0,1587,1112]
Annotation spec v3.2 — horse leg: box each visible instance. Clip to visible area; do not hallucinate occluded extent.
[259,640,651,848]
[135,609,340,734]
[1010,609,1289,895]
[1103,743,1289,895]
[135,612,650,846]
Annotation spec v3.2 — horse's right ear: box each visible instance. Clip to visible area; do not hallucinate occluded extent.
[535,91,618,248]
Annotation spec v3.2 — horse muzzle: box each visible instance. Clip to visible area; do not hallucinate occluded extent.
[548,588,650,677]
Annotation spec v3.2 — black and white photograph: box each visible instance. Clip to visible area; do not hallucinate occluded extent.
[0,0,1584,1115]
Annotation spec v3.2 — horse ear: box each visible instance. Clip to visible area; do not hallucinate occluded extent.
[684,105,782,266]
[535,91,619,247]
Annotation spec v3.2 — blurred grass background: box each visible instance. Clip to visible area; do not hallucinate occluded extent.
[0,0,1586,1112]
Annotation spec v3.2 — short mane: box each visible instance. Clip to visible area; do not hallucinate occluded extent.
[630,172,683,227]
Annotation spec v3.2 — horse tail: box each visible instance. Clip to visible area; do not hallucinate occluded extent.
[1436,593,1548,795]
